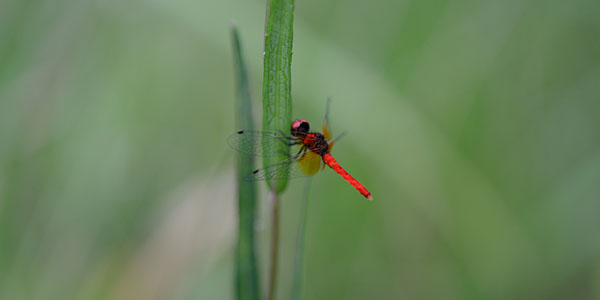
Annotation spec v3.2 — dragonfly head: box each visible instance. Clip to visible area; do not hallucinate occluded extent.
[291,119,310,137]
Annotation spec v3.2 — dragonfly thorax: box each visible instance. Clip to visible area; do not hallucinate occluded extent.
[303,132,329,156]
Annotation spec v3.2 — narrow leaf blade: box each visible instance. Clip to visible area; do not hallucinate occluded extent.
[262,0,295,194]
[231,26,260,300]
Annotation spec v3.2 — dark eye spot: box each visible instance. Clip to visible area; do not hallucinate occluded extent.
[291,120,310,137]
[299,122,309,132]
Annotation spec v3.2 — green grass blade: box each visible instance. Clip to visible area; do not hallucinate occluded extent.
[262,0,295,194]
[231,26,261,300]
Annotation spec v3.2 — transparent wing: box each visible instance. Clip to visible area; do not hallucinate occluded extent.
[323,98,332,141]
[243,151,322,181]
[227,130,295,157]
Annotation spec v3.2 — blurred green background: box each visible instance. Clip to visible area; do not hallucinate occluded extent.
[2,0,600,299]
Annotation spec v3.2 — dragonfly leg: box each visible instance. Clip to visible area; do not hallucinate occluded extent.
[276,129,295,140]
[277,145,301,157]
[295,146,308,157]
[300,151,307,160]
[275,130,297,146]
[278,145,307,158]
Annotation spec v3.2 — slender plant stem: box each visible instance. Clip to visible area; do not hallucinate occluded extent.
[267,190,281,300]
[291,178,312,300]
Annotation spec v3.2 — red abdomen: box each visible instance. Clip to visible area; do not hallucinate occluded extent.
[322,153,372,200]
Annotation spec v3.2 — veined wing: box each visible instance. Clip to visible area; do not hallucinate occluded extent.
[243,151,322,181]
[227,130,295,157]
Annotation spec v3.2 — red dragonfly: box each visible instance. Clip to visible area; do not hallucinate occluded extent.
[228,106,372,200]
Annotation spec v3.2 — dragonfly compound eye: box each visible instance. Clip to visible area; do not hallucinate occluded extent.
[291,119,310,137]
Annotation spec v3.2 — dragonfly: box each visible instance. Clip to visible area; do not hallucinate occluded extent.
[228,104,372,200]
